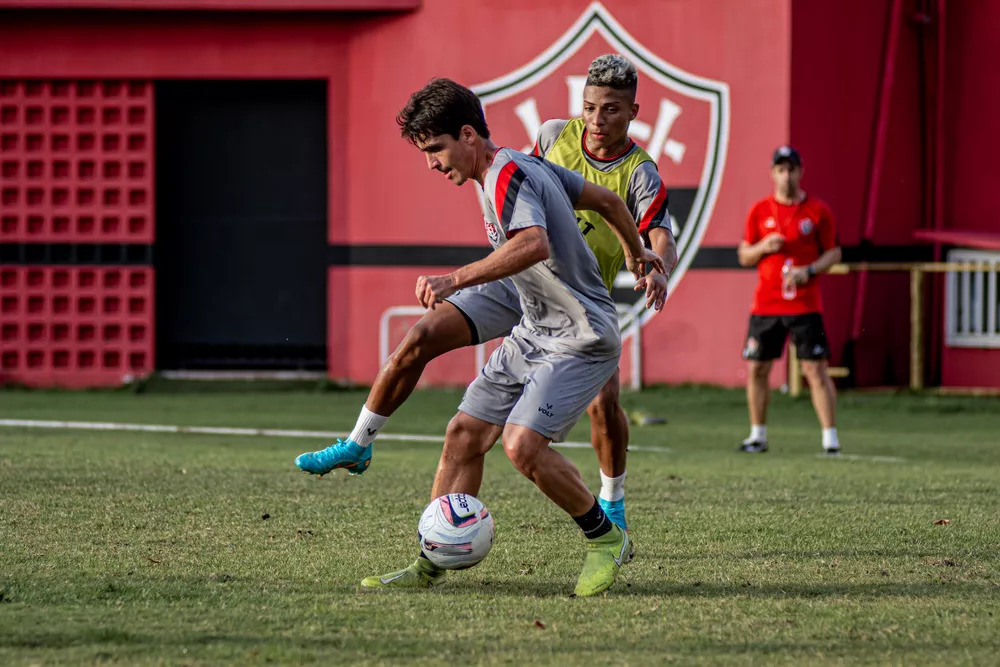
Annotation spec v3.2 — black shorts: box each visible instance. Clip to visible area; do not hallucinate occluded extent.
[742,313,830,362]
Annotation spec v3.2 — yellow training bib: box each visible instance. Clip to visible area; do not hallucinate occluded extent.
[544,117,654,292]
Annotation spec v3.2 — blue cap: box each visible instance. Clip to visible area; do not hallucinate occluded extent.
[772,145,802,167]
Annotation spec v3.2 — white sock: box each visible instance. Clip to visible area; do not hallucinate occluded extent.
[744,424,767,444]
[822,427,839,449]
[348,407,388,448]
[599,470,626,502]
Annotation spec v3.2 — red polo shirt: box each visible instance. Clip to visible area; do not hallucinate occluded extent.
[744,194,837,315]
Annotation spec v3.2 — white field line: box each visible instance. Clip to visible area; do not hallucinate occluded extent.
[816,453,905,463]
[0,418,672,453]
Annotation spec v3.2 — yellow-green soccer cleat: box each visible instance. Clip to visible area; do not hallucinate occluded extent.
[360,558,447,590]
[573,525,631,597]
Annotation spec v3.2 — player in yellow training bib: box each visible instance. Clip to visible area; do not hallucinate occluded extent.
[534,116,668,291]
[529,55,677,529]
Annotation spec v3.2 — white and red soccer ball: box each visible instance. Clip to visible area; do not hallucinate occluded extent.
[418,493,495,570]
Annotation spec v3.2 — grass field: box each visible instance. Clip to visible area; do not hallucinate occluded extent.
[1,384,998,665]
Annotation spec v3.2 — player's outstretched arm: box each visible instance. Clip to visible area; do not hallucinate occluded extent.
[634,226,676,311]
[574,182,664,278]
[649,227,678,276]
[415,227,549,309]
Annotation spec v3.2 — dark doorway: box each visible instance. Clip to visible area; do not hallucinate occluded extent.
[155,80,327,371]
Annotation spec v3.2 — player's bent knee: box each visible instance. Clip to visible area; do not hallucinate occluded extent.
[394,311,467,367]
[748,360,772,379]
[501,436,542,476]
[587,377,620,420]
[800,360,829,384]
[586,396,615,427]
[590,382,620,410]
[442,414,488,462]
[389,328,426,369]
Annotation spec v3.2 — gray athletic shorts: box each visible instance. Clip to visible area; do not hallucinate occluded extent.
[458,333,619,442]
[445,278,522,344]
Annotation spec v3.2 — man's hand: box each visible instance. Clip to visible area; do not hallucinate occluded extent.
[415,274,457,309]
[625,247,666,279]
[783,265,811,290]
[759,232,785,254]
[634,271,668,311]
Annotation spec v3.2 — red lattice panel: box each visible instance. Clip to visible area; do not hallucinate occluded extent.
[0,80,154,243]
[0,266,154,387]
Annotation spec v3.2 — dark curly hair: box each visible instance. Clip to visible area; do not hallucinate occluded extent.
[397,78,490,144]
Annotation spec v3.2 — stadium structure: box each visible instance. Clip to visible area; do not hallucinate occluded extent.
[1,0,998,390]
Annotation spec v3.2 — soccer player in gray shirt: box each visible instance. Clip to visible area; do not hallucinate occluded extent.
[296,56,674,536]
[359,79,663,597]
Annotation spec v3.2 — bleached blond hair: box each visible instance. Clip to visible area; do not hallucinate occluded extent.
[586,54,638,96]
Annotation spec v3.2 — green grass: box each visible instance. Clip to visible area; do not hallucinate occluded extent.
[1,385,998,665]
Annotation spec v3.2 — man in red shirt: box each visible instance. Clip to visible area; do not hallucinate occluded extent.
[737,146,842,454]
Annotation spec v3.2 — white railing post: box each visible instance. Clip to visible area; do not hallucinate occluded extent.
[615,305,642,391]
[475,342,486,372]
[629,318,642,391]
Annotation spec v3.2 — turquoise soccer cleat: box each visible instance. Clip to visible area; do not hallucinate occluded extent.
[598,497,628,532]
[598,497,635,562]
[295,438,372,476]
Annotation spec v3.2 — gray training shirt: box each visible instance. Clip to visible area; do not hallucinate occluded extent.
[480,148,621,361]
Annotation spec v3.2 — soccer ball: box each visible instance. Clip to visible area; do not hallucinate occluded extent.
[418,493,495,570]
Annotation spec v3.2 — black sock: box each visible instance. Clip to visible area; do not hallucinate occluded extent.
[573,497,613,539]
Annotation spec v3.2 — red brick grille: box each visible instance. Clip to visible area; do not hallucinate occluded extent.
[0,79,153,243]
[0,266,154,386]
[1,80,155,386]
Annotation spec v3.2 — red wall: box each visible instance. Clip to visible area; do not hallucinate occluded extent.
[943,1,1000,233]
[791,0,925,387]
[0,11,360,385]
[2,0,792,388]
[938,0,1000,387]
[3,0,996,389]
[334,0,791,386]
[791,0,1000,388]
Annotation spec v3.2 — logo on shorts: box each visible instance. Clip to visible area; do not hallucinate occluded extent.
[812,344,826,356]
[799,218,814,235]
[484,219,501,245]
[537,402,555,418]
[743,336,759,359]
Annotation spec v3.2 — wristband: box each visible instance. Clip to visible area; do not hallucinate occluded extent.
[807,265,816,278]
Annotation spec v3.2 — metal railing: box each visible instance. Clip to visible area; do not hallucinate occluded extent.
[945,250,1000,348]
[787,259,1000,394]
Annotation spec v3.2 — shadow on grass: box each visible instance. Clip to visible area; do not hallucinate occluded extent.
[441,578,996,600]
[649,548,996,562]
[5,625,996,663]
[0,630,354,651]
[20,570,986,604]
